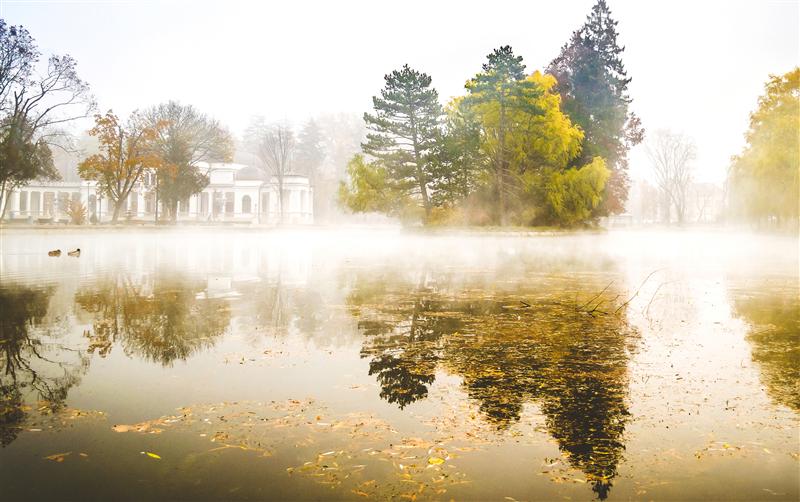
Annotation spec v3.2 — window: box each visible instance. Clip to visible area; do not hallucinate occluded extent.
[19,191,27,212]
[282,189,291,212]
[200,192,209,215]
[213,192,224,216]
[241,195,251,214]
[225,192,234,214]
[144,193,153,214]
[129,193,138,214]
[31,192,40,215]
[89,194,97,215]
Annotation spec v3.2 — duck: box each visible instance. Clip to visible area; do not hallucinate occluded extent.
[48,249,61,257]
[67,248,81,257]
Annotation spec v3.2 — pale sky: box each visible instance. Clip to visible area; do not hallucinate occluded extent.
[1,0,797,183]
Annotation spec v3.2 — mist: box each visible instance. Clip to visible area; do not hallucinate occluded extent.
[0,1,798,501]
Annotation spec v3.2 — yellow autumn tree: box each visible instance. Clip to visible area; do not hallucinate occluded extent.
[78,111,165,223]
[728,68,799,229]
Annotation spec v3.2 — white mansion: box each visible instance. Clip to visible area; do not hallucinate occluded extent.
[3,162,313,225]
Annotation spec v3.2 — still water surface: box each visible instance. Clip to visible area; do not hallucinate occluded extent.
[0,228,797,500]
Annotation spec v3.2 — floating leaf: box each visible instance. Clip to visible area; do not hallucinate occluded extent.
[44,452,71,462]
[427,456,445,465]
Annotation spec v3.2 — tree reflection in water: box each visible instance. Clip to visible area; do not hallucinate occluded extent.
[75,274,231,366]
[731,287,799,412]
[0,284,89,447]
[351,278,636,499]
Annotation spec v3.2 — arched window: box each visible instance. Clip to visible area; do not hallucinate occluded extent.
[241,195,252,214]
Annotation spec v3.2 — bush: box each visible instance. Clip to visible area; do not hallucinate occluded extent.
[66,200,87,225]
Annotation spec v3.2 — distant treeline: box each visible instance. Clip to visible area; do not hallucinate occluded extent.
[339,0,644,227]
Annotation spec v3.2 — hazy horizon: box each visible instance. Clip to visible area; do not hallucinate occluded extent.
[2,0,798,184]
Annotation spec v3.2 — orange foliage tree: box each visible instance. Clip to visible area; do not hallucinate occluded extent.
[78,111,164,222]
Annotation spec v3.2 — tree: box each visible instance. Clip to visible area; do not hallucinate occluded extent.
[547,0,643,215]
[248,120,296,223]
[141,101,233,222]
[0,21,93,218]
[467,65,585,225]
[646,130,695,224]
[728,68,799,229]
[78,111,164,223]
[362,64,442,221]
[294,118,325,179]
[429,97,483,209]
[542,157,610,227]
[0,118,56,218]
[338,154,397,215]
[466,46,543,224]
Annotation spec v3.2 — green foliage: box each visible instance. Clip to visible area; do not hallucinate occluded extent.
[338,154,396,215]
[141,101,233,222]
[547,0,643,215]
[0,116,57,190]
[344,43,620,228]
[362,65,443,220]
[728,68,799,228]
[429,97,483,208]
[543,157,609,227]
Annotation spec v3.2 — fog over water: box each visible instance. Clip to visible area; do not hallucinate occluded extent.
[0,227,797,500]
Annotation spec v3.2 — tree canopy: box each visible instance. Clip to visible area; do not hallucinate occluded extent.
[547,0,643,216]
[141,101,233,221]
[78,111,165,222]
[728,68,799,229]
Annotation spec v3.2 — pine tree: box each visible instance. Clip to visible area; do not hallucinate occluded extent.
[429,97,483,208]
[547,0,644,215]
[362,64,442,220]
[295,118,325,179]
[466,46,543,224]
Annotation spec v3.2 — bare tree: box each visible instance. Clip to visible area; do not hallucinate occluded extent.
[141,101,233,222]
[0,21,94,218]
[247,119,295,223]
[646,130,695,225]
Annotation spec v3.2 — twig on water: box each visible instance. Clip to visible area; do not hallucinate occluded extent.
[578,280,614,311]
[614,268,665,315]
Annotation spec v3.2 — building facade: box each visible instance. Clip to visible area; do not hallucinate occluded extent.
[2,162,313,225]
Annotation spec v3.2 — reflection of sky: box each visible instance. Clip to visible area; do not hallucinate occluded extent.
[0,228,798,500]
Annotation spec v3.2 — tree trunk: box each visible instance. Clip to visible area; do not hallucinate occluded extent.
[111,200,121,223]
[497,104,508,226]
[278,177,284,225]
[411,125,431,222]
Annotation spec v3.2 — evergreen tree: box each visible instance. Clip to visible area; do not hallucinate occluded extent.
[466,46,543,224]
[362,64,442,220]
[295,118,325,179]
[547,0,643,215]
[429,97,483,208]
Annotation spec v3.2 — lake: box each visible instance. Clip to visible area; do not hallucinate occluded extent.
[0,227,797,500]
